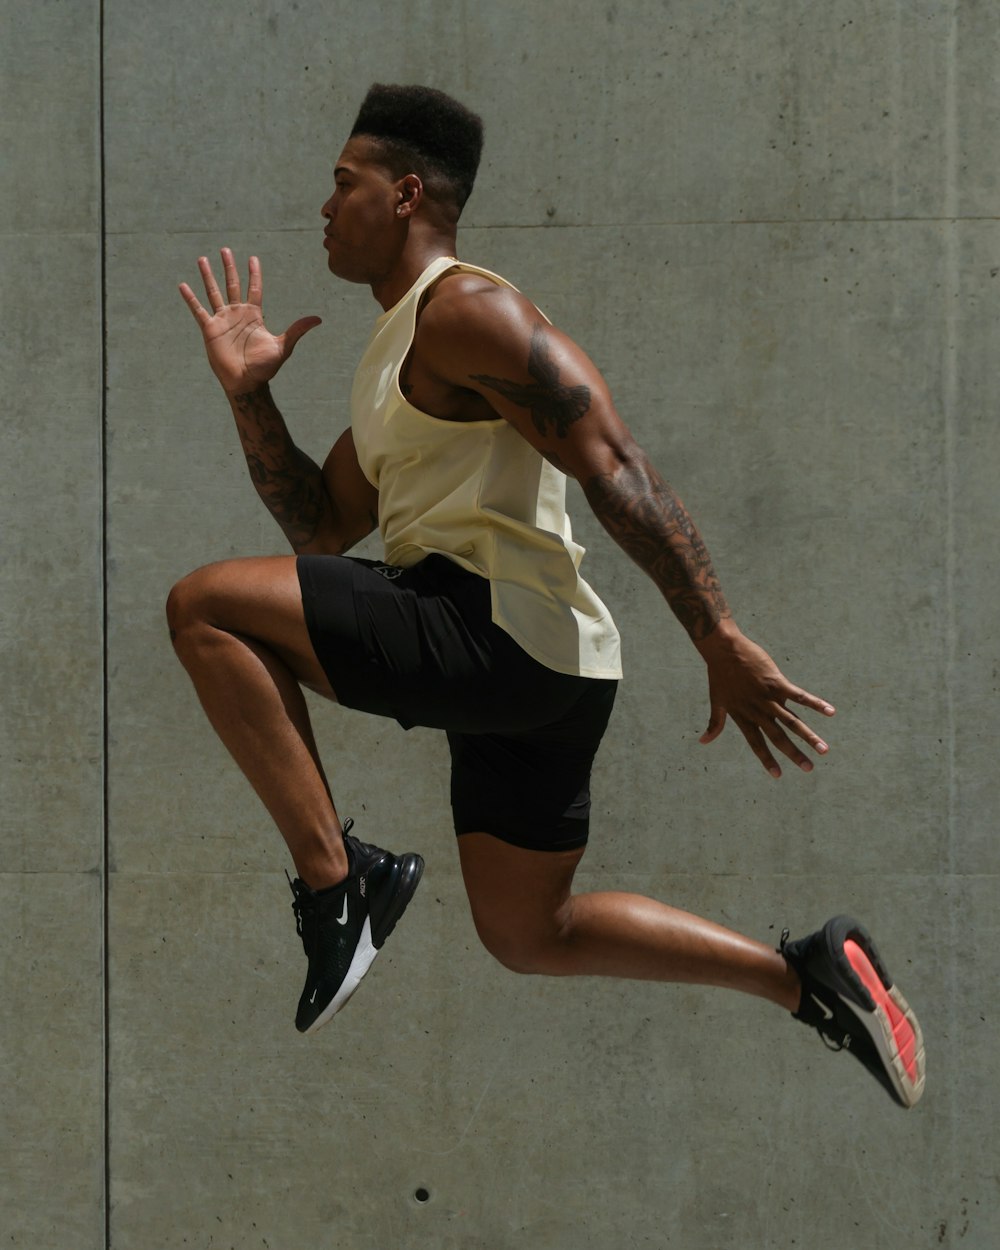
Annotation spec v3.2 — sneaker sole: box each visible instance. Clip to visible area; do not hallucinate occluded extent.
[304,916,379,1034]
[304,853,425,1035]
[839,938,926,1108]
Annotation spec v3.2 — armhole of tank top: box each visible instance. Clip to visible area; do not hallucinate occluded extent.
[399,264,512,426]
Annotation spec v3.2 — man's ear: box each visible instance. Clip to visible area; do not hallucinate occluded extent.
[396,174,423,218]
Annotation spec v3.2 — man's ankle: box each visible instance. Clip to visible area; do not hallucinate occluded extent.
[296,839,350,891]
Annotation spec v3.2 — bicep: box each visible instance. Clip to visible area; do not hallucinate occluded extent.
[310,428,379,554]
[454,302,636,480]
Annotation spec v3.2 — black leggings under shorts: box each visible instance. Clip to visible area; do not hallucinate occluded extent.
[296,553,618,852]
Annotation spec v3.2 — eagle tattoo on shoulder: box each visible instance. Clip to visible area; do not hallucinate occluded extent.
[470,325,591,438]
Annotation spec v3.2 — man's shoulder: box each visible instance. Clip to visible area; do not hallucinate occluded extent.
[425,268,516,310]
[419,269,538,348]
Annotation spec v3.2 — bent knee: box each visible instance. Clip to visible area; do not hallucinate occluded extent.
[473,921,560,976]
[166,572,197,638]
[165,565,219,641]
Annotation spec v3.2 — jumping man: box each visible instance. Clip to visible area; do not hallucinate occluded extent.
[170,84,924,1108]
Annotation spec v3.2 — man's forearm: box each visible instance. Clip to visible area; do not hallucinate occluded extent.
[228,383,331,551]
[583,451,731,643]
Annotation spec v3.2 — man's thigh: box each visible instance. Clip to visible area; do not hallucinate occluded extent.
[300,552,619,738]
[169,555,337,698]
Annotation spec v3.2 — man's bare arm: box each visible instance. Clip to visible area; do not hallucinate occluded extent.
[229,384,330,550]
[580,452,730,643]
[180,250,377,555]
[416,285,834,777]
[468,320,727,642]
[228,385,377,555]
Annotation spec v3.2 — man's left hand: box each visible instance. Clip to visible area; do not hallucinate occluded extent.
[695,622,835,778]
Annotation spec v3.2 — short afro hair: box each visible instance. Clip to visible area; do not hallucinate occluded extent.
[350,83,484,214]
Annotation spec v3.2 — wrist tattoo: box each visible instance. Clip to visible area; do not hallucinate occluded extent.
[584,457,729,641]
[470,325,590,438]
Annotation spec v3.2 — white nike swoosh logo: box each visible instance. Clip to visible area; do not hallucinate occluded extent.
[337,896,349,925]
[811,993,834,1021]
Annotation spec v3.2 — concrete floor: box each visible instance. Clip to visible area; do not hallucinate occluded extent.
[3,2,997,1246]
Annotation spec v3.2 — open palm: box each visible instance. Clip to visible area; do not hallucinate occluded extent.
[179,248,321,394]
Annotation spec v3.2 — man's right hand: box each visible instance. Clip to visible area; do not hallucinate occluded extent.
[179,248,321,395]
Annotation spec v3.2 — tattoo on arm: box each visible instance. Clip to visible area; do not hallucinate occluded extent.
[584,455,730,641]
[470,326,591,438]
[231,386,329,550]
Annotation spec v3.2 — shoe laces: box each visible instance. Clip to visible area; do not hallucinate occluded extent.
[285,818,356,938]
[286,872,313,939]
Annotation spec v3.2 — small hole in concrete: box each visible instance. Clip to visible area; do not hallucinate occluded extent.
[414,1187,431,1203]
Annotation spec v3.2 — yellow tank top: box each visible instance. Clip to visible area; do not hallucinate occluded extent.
[350,255,622,680]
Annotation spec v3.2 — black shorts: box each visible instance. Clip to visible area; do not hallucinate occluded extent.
[297,553,618,852]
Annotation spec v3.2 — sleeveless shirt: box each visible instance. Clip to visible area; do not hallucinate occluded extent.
[350,255,622,680]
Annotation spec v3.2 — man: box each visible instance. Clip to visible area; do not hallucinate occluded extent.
[170,84,924,1108]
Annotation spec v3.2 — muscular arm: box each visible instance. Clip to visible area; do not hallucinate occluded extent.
[180,250,377,556]
[580,451,730,643]
[413,280,834,776]
[458,309,728,643]
[229,384,329,550]
[228,385,377,556]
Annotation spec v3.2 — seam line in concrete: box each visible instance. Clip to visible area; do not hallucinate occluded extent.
[943,0,961,1219]
[91,215,1000,238]
[99,1,111,1246]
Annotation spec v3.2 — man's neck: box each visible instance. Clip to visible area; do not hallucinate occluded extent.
[370,232,458,312]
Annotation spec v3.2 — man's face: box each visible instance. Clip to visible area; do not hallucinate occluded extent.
[321,137,401,283]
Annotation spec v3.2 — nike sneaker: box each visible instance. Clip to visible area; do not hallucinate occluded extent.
[287,820,424,1034]
[779,915,926,1109]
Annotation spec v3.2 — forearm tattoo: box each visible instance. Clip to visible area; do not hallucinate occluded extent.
[470,325,591,438]
[584,456,730,641]
[231,386,328,549]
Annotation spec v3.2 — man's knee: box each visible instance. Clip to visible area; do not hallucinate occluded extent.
[165,565,215,644]
[478,931,538,975]
[472,916,561,976]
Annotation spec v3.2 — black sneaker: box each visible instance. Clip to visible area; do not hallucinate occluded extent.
[287,819,424,1034]
[780,915,925,1109]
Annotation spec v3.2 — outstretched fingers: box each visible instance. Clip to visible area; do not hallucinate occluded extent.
[697,629,835,779]
[246,254,263,306]
[734,718,786,779]
[761,714,816,777]
[220,247,243,304]
[178,248,319,388]
[195,254,227,312]
[728,711,809,779]
[177,280,210,326]
[701,679,836,779]
[742,694,834,778]
[178,248,254,323]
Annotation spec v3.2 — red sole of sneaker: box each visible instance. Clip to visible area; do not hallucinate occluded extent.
[843,938,926,1107]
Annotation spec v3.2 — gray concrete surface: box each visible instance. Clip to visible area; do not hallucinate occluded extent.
[3,0,997,1246]
[1,1,105,1247]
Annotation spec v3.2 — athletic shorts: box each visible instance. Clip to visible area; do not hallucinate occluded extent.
[296,553,618,852]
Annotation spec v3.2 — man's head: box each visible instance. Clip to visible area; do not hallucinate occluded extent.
[322,84,484,288]
[349,83,484,218]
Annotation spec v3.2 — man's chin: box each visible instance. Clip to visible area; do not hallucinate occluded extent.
[326,255,370,285]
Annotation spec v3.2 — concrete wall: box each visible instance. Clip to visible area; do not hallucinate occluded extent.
[2,1,106,1246]
[3,1,997,1246]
